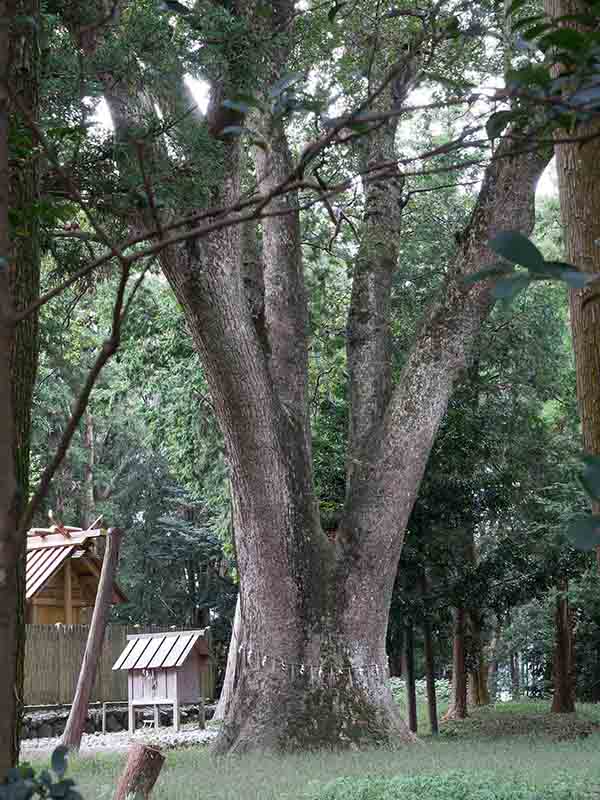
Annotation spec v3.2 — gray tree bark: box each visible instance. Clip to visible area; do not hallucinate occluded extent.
[81,0,552,752]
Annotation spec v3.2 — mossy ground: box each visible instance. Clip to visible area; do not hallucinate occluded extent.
[26,701,600,800]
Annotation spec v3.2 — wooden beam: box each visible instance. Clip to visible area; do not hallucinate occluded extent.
[64,561,73,625]
[30,597,90,608]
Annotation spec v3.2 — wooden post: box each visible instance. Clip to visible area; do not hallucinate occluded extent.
[128,704,135,734]
[198,697,205,730]
[102,702,107,734]
[113,744,165,800]
[64,561,73,625]
[173,678,180,733]
[153,704,159,731]
[61,528,123,750]
[213,594,241,721]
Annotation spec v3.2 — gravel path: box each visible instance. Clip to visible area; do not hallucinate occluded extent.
[21,724,219,756]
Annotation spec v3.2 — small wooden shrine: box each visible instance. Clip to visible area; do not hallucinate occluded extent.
[26,524,126,625]
[113,629,210,732]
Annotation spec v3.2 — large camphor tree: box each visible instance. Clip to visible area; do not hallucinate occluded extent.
[76,0,551,752]
[1,0,553,759]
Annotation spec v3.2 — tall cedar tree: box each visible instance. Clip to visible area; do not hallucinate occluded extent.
[0,0,40,772]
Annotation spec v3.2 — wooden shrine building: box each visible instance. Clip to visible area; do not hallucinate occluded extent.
[113,629,210,732]
[26,525,126,625]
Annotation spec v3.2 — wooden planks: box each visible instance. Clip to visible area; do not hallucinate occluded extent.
[24,624,215,705]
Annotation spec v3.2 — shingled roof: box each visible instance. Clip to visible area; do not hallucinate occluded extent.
[26,526,126,603]
[113,629,210,671]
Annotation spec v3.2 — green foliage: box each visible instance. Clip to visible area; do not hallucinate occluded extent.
[389,677,452,705]
[502,1,600,133]
[308,771,593,800]
[0,748,81,800]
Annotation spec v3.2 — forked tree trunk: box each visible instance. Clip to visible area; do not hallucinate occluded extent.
[114,744,165,800]
[91,0,551,751]
[444,607,468,721]
[62,529,123,750]
[551,581,575,713]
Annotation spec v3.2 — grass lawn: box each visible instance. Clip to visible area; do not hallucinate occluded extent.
[33,702,600,800]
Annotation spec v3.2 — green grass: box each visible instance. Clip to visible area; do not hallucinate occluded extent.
[29,702,600,800]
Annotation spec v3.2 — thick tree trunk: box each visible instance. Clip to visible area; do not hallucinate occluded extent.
[62,529,123,750]
[544,0,600,522]
[213,593,241,722]
[182,134,549,752]
[551,582,576,714]
[0,0,40,773]
[402,622,418,734]
[444,607,468,721]
[114,744,165,800]
[0,3,19,770]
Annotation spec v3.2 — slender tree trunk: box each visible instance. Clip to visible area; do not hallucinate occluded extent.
[551,581,576,713]
[402,622,418,734]
[511,652,521,700]
[421,603,439,734]
[213,593,241,722]
[62,529,123,750]
[82,410,96,529]
[468,612,490,706]
[487,621,501,703]
[444,607,468,720]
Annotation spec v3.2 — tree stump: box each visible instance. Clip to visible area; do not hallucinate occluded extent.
[114,743,165,800]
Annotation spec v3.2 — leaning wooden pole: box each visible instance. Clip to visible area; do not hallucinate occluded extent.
[62,527,123,750]
[114,743,165,800]
[213,593,241,722]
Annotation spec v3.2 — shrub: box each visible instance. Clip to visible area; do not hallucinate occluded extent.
[307,771,593,800]
[0,747,82,800]
[389,677,452,705]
